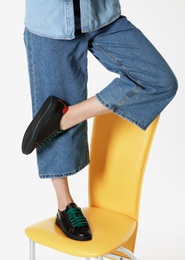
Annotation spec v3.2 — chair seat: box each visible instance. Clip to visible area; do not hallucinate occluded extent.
[25,207,137,258]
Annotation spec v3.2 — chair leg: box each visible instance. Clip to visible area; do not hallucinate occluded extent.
[118,247,138,260]
[97,257,103,260]
[29,239,35,260]
[105,247,138,260]
[85,257,103,260]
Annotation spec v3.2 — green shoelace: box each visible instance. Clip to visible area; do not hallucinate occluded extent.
[65,208,89,228]
[38,129,63,149]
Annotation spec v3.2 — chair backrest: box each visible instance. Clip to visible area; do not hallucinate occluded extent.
[89,113,159,220]
[88,113,159,252]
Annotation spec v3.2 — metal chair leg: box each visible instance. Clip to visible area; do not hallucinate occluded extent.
[118,247,138,260]
[85,257,103,260]
[29,239,35,260]
[85,256,103,260]
[105,246,138,260]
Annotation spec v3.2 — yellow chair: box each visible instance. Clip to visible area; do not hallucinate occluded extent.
[25,113,159,260]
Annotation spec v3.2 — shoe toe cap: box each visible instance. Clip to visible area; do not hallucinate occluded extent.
[74,226,92,240]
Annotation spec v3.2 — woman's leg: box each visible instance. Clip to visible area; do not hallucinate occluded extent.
[51,176,92,241]
[60,96,110,130]
[60,16,178,132]
[23,28,92,240]
[51,177,73,211]
[23,15,177,241]
[87,16,178,130]
[23,27,90,177]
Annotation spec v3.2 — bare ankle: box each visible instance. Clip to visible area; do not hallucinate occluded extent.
[60,97,110,130]
[58,200,74,211]
[60,106,74,130]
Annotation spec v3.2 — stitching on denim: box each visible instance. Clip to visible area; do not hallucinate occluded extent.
[93,41,131,75]
[96,93,146,130]
[92,40,145,87]
[66,0,70,36]
[25,25,75,40]
[27,31,39,114]
[92,41,143,107]
[115,109,146,130]
[97,43,165,75]
[116,86,141,106]
[91,41,147,129]
[38,159,90,179]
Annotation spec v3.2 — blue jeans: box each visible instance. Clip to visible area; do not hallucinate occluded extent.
[24,16,177,178]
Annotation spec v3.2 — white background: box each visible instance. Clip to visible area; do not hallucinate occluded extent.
[0,0,184,259]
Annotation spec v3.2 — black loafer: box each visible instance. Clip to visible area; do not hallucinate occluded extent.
[55,202,92,241]
[22,96,68,155]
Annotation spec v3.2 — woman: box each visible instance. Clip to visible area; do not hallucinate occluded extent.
[22,0,177,241]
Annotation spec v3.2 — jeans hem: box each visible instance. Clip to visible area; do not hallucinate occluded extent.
[96,93,146,130]
[38,159,90,179]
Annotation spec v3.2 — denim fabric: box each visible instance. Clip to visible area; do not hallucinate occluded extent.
[24,16,177,178]
[24,0,121,39]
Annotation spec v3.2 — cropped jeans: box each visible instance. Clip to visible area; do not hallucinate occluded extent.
[24,16,177,178]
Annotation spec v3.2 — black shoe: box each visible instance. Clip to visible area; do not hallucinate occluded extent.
[22,96,68,155]
[55,202,92,241]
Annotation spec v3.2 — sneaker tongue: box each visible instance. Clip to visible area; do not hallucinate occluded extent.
[66,202,78,211]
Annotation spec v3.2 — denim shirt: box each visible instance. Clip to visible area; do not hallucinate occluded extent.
[24,0,121,40]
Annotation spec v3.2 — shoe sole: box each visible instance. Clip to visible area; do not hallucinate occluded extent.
[22,96,63,155]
